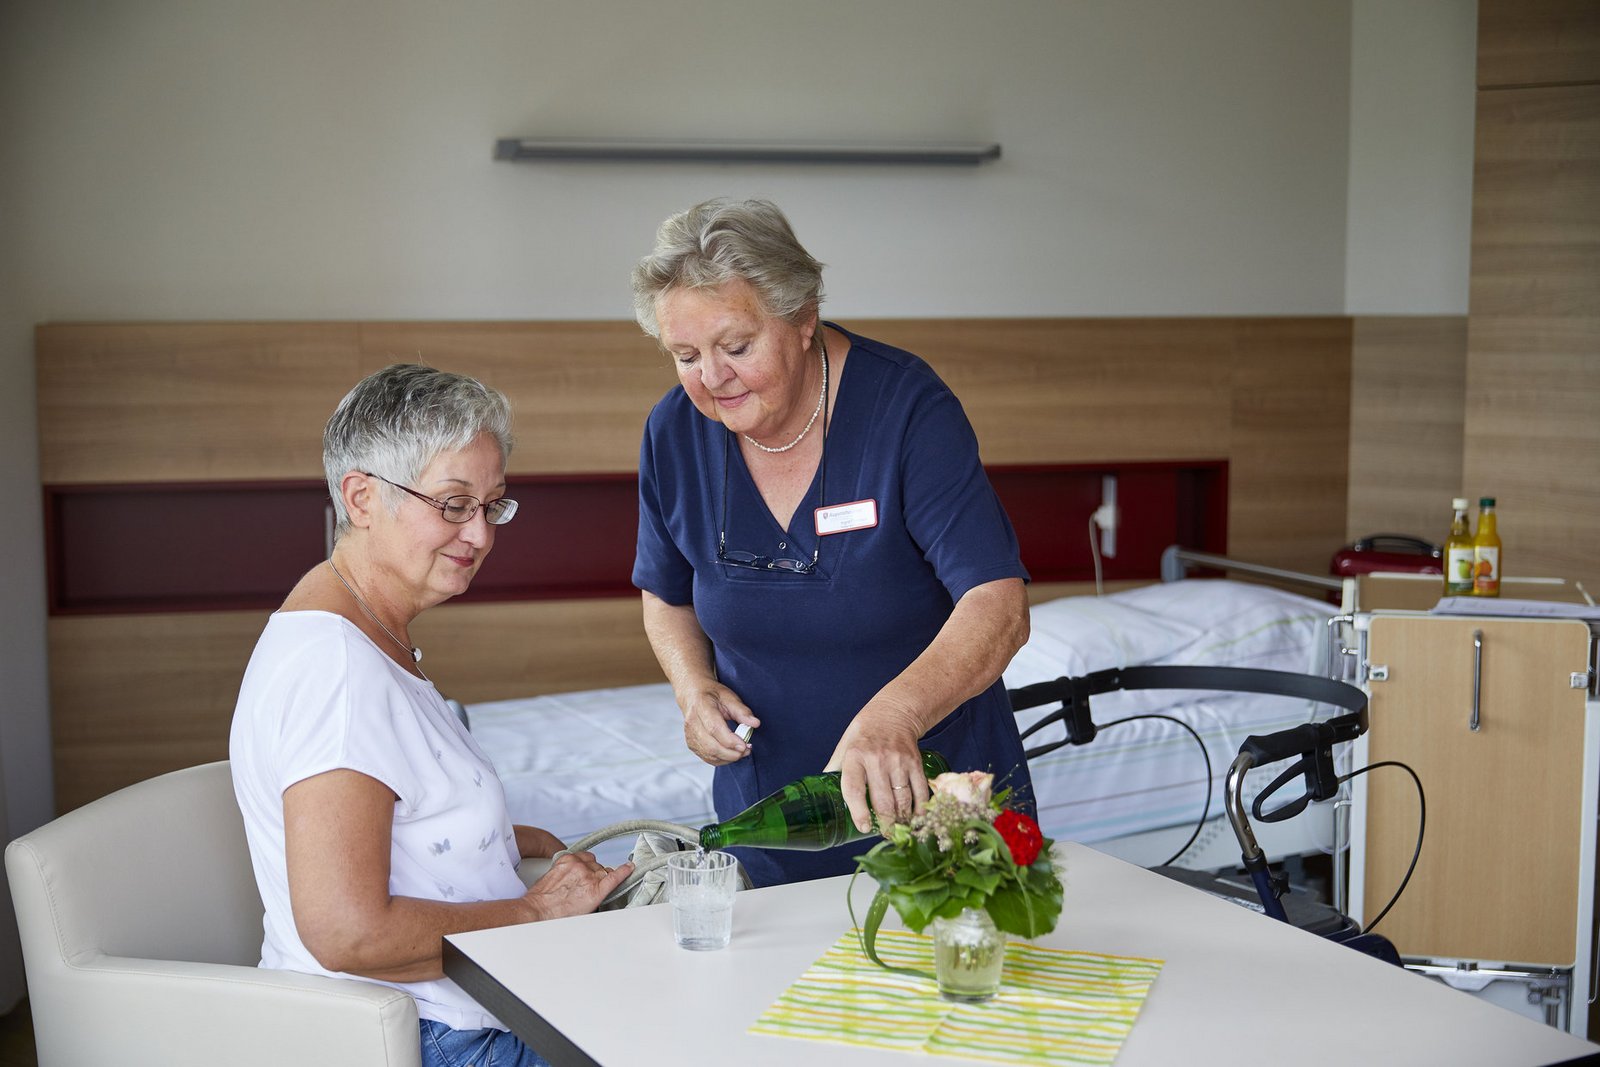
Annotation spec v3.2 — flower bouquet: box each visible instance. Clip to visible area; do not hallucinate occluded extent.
[851,771,1064,1001]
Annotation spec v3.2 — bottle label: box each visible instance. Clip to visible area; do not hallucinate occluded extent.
[1445,546,1475,594]
[1473,546,1500,594]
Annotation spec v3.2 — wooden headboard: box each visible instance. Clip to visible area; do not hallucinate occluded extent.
[37,316,1351,810]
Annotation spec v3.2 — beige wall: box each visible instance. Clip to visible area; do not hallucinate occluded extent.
[1345,1,1478,315]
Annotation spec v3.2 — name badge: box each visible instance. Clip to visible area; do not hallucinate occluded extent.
[815,498,878,536]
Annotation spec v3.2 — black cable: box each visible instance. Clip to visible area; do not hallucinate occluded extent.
[1337,760,1425,933]
[1094,713,1212,868]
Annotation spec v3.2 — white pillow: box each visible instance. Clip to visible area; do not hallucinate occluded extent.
[1001,596,1203,690]
[1110,579,1331,674]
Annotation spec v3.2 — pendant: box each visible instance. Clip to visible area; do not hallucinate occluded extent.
[411,647,423,664]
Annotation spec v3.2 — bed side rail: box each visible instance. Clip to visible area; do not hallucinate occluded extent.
[1159,545,1343,592]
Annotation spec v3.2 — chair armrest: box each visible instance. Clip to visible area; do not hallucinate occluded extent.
[518,857,552,888]
[29,954,420,1067]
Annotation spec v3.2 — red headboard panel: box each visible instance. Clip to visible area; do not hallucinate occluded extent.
[44,461,1227,614]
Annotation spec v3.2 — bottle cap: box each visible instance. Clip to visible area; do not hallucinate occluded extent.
[1479,497,1495,507]
[1452,498,1469,510]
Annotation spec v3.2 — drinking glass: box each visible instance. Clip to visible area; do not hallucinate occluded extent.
[667,850,738,951]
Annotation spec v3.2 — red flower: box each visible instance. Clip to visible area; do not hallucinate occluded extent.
[994,810,1044,866]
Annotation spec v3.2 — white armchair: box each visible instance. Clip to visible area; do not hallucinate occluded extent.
[5,760,420,1067]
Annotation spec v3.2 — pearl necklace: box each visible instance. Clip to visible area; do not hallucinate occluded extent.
[327,557,425,671]
[742,332,829,454]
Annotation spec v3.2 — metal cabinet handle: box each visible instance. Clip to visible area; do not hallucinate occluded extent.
[1469,628,1483,732]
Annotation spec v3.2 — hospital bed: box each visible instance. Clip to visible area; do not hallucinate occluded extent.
[468,557,1348,870]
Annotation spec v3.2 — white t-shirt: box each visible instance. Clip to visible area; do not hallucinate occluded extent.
[230,610,527,1031]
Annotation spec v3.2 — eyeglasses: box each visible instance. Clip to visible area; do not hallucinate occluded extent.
[717,430,822,574]
[363,472,519,526]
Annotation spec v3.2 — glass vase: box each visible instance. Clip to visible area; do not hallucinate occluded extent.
[931,907,1006,1002]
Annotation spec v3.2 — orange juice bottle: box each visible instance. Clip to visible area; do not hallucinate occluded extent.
[1471,497,1501,597]
[1443,497,1474,596]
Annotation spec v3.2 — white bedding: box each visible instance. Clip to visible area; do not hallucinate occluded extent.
[470,579,1339,866]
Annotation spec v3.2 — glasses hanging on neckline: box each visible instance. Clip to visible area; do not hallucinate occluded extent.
[363,472,519,526]
[717,429,823,574]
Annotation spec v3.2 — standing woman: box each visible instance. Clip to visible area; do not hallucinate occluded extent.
[231,364,630,1067]
[631,198,1035,887]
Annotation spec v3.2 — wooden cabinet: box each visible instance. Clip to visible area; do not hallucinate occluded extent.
[1348,610,1598,1035]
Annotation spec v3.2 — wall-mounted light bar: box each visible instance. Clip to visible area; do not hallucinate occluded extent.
[493,138,1002,165]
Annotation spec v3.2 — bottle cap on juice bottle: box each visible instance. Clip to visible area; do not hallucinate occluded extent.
[1452,497,1469,511]
[1480,497,1495,507]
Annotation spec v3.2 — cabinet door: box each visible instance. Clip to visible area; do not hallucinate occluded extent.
[1363,615,1591,966]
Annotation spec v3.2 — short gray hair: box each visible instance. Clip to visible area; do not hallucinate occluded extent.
[323,363,514,537]
[631,198,825,338]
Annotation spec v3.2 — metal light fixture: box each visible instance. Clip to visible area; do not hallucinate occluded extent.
[493,138,1002,165]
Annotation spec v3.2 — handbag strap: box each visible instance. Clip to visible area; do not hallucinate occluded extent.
[553,819,754,908]
[559,818,703,856]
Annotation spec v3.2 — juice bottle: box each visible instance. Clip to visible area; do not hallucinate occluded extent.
[1443,497,1474,596]
[1471,497,1501,597]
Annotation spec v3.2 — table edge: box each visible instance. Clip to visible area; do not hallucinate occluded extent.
[443,937,602,1067]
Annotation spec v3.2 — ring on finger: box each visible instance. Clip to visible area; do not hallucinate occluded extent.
[892,784,909,791]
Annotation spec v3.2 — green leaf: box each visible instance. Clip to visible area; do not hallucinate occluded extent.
[849,874,933,980]
[902,871,952,894]
[952,865,1002,894]
[985,868,1064,938]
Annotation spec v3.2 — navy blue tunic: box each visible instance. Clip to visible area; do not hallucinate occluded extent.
[633,326,1033,886]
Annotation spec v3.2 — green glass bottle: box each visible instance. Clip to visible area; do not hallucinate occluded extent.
[698,749,951,851]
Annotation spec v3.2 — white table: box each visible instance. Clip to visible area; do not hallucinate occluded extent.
[444,842,1600,1066]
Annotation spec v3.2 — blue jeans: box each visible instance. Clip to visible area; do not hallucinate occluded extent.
[419,1019,552,1067]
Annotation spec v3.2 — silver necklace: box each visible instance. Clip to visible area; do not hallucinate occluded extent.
[742,332,828,454]
[327,557,425,670]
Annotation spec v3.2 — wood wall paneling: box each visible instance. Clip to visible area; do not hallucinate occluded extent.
[1477,0,1600,89]
[860,317,1348,576]
[36,323,364,484]
[48,598,666,813]
[48,612,269,812]
[1345,317,1468,543]
[1227,318,1353,574]
[410,599,663,706]
[1466,83,1600,592]
[859,318,1235,466]
[356,321,671,475]
[37,320,676,484]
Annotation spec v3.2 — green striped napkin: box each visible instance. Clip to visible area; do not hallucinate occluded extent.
[751,929,1162,1066]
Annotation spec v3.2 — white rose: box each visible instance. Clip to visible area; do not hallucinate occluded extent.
[931,770,993,807]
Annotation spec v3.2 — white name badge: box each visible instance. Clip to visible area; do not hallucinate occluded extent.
[815,498,878,536]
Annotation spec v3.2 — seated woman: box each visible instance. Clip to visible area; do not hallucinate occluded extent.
[230,363,631,1067]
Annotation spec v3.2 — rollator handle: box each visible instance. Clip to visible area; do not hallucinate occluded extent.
[1241,710,1367,824]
